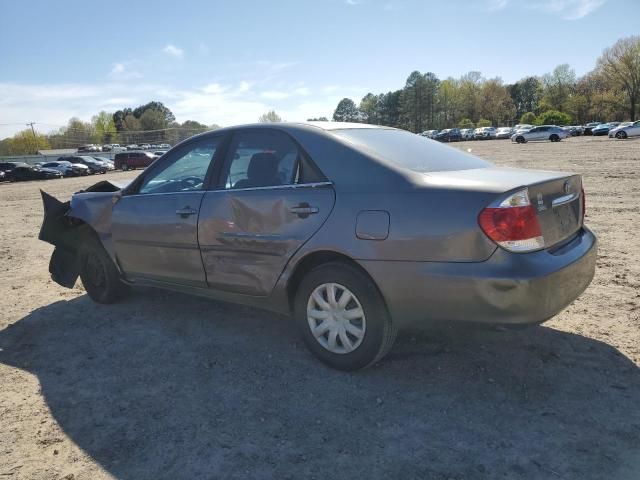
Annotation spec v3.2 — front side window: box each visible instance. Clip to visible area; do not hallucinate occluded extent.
[222,130,304,189]
[138,137,220,194]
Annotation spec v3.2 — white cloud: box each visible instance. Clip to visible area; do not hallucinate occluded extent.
[163,44,184,58]
[109,62,142,80]
[487,0,606,18]
[0,79,360,138]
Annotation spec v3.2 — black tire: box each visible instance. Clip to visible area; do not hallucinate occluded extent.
[294,262,397,371]
[549,134,559,142]
[516,136,526,144]
[79,237,128,304]
[616,131,627,139]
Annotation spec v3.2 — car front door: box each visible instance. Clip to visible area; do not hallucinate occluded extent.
[111,135,224,286]
[197,129,335,296]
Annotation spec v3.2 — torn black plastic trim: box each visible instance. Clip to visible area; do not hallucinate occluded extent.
[39,190,86,288]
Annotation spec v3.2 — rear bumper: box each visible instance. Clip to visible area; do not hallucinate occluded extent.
[361,227,597,329]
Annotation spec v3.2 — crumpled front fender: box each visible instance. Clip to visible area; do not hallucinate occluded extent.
[39,185,122,288]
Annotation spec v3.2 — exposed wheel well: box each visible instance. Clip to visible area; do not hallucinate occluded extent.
[286,250,388,314]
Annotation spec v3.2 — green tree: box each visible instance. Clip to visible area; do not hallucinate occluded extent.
[133,101,175,125]
[458,118,475,129]
[7,129,50,154]
[536,110,572,125]
[476,118,492,127]
[520,112,537,124]
[596,36,640,120]
[258,110,283,122]
[509,77,542,118]
[333,98,361,122]
[541,64,576,112]
[478,78,515,126]
[92,111,117,144]
[359,93,380,124]
[458,71,483,122]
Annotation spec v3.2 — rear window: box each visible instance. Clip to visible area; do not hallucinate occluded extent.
[330,128,491,173]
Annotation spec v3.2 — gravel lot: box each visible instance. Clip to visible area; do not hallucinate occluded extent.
[1,136,639,479]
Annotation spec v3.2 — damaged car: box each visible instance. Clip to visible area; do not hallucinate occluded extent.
[40,122,597,370]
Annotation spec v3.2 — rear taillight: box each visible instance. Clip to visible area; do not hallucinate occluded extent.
[478,188,544,252]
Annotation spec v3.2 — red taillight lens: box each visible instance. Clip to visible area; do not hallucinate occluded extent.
[479,206,542,241]
[479,189,545,253]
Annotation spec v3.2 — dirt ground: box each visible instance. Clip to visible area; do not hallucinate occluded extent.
[1,136,639,480]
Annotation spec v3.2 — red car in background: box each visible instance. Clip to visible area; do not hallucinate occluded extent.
[114,151,159,171]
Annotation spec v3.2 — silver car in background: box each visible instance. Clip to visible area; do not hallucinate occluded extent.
[511,125,570,143]
[496,127,514,139]
[40,122,596,370]
[474,126,497,139]
[608,121,640,139]
[460,128,475,140]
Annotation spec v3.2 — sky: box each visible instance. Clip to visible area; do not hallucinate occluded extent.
[0,0,638,139]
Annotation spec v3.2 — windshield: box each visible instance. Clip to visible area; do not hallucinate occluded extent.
[331,128,491,173]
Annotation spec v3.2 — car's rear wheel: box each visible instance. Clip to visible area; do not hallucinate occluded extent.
[549,134,560,142]
[79,238,128,304]
[616,131,627,139]
[516,136,526,144]
[294,262,397,371]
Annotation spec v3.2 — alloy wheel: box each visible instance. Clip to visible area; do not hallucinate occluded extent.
[307,283,366,354]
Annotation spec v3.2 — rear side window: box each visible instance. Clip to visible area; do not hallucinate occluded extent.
[222,130,309,189]
[331,128,491,173]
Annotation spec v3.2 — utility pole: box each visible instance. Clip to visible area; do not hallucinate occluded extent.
[26,122,37,154]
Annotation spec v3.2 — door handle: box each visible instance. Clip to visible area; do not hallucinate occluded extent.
[289,203,319,218]
[175,206,197,218]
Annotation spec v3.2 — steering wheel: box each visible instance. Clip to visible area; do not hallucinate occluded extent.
[179,176,204,189]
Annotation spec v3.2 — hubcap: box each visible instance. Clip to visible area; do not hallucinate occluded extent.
[307,283,366,354]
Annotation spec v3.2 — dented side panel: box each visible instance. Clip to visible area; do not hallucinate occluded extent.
[198,186,336,296]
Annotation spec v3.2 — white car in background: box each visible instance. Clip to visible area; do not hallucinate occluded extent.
[496,127,514,139]
[511,125,569,143]
[420,130,439,139]
[608,121,640,139]
[474,126,496,140]
[460,128,475,140]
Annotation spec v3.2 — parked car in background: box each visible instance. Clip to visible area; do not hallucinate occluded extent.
[495,127,514,139]
[78,144,101,152]
[126,144,139,151]
[583,122,602,135]
[513,124,534,132]
[139,144,151,150]
[563,126,583,136]
[474,127,497,140]
[592,122,619,136]
[609,120,640,139]
[9,165,62,181]
[92,156,116,170]
[102,144,113,152]
[460,128,475,140]
[111,144,126,152]
[0,162,29,178]
[59,156,108,174]
[435,128,462,142]
[114,151,159,170]
[511,125,569,143]
[39,122,596,370]
[42,161,89,177]
[420,130,439,139]
[159,143,171,149]
[0,171,5,182]
[153,151,168,157]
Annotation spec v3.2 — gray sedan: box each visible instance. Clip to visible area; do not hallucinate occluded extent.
[39,122,597,370]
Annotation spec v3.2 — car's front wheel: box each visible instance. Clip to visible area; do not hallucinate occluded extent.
[616,131,627,139]
[294,262,397,371]
[79,238,128,304]
[549,134,560,142]
[516,136,526,144]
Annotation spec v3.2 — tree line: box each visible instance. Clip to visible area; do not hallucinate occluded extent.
[0,102,218,156]
[332,36,640,132]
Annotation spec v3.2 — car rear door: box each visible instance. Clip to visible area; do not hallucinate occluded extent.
[111,135,225,286]
[197,128,335,296]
